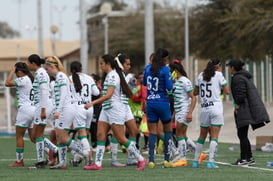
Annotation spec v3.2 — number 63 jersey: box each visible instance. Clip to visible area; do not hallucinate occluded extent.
[195,71,227,108]
[143,64,173,103]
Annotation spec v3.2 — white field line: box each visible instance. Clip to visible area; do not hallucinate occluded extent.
[2,158,273,172]
[216,161,273,172]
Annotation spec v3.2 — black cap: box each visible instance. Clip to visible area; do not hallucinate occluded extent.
[226,59,244,67]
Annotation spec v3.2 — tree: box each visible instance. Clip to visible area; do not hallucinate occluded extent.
[0,21,20,38]
[88,0,187,72]
[190,0,273,60]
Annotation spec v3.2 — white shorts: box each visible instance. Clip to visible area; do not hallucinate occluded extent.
[55,104,76,130]
[99,103,126,125]
[175,105,190,127]
[199,102,224,128]
[73,105,94,129]
[16,105,35,128]
[125,105,134,122]
[33,102,54,126]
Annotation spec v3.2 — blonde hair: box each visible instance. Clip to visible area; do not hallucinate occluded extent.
[45,56,67,74]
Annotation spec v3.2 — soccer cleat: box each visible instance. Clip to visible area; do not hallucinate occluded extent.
[198,153,207,164]
[206,162,219,169]
[192,160,199,168]
[232,159,248,166]
[173,159,188,167]
[83,163,103,170]
[50,162,67,170]
[163,160,174,168]
[111,161,126,167]
[247,157,256,166]
[261,143,273,152]
[8,160,24,167]
[48,150,57,166]
[148,162,156,168]
[70,160,81,167]
[121,145,127,153]
[34,161,47,169]
[127,158,138,166]
[136,158,147,171]
[170,150,181,162]
[157,140,164,154]
[47,159,56,166]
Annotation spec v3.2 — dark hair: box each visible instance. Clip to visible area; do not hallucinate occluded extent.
[28,54,45,66]
[70,61,82,93]
[91,73,101,82]
[117,54,129,65]
[136,72,143,79]
[169,62,188,77]
[15,62,34,82]
[102,54,133,98]
[203,59,220,82]
[151,48,169,76]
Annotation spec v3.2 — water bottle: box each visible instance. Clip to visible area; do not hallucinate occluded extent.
[266,162,273,166]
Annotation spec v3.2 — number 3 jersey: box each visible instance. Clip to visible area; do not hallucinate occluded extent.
[143,64,173,103]
[70,72,100,105]
[195,71,227,107]
[14,75,34,107]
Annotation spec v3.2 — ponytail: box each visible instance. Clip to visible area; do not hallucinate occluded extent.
[70,61,83,93]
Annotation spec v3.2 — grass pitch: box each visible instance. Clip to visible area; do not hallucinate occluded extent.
[1,137,273,181]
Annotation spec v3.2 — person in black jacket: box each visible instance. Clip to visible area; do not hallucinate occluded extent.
[227,59,270,166]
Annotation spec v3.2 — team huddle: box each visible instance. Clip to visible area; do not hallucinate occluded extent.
[5,48,266,171]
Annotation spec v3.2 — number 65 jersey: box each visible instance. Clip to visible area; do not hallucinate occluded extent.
[195,71,227,108]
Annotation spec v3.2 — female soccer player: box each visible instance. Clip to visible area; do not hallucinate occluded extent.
[5,62,35,167]
[169,61,196,167]
[111,53,141,166]
[193,59,229,169]
[143,48,173,168]
[84,54,146,171]
[70,61,100,166]
[27,54,57,169]
[45,56,85,169]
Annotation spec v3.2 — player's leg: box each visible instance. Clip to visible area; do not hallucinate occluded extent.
[111,124,146,171]
[8,126,27,167]
[84,120,110,170]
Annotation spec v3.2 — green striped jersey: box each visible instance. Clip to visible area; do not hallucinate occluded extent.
[33,67,50,106]
[173,76,193,112]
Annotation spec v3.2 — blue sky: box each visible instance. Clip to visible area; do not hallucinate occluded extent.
[0,0,203,41]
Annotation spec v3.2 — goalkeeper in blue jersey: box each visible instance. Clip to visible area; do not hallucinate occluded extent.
[143,48,174,168]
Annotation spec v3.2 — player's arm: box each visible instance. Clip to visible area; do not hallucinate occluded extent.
[186,90,196,122]
[85,86,114,109]
[5,66,16,87]
[222,84,230,95]
[193,86,199,96]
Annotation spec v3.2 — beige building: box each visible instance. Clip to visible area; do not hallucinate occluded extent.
[0,39,80,72]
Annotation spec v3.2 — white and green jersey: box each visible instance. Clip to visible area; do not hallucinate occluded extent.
[54,72,73,112]
[102,70,126,110]
[195,71,227,108]
[33,67,50,107]
[14,75,34,107]
[173,76,193,113]
[70,72,100,105]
